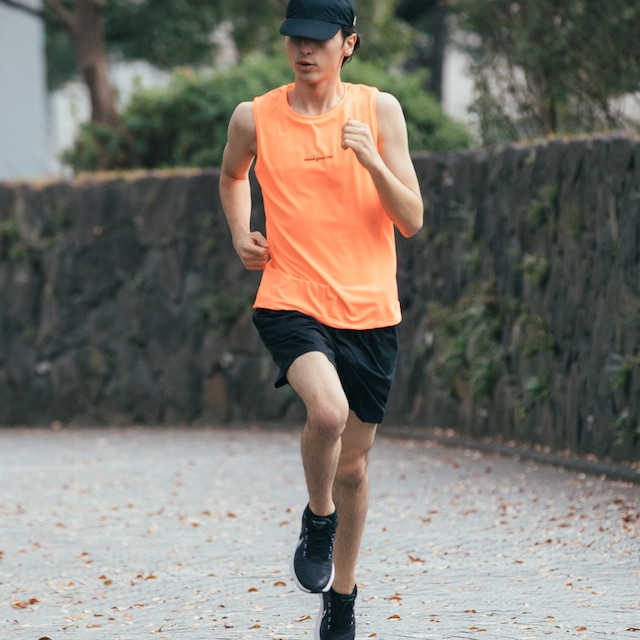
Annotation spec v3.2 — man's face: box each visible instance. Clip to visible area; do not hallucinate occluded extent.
[285,31,356,83]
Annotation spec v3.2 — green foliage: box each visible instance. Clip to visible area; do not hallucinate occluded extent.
[0,219,20,260]
[562,206,584,238]
[44,15,78,91]
[63,57,291,171]
[430,288,507,400]
[613,409,639,440]
[197,293,250,336]
[454,0,640,143]
[63,56,470,172]
[609,354,638,395]
[62,124,132,173]
[523,374,551,404]
[105,0,223,70]
[44,0,226,90]
[525,183,557,228]
[521,254,550,288]
[42,0,424,92]
[516,314,555,359]
[343,61,471,154]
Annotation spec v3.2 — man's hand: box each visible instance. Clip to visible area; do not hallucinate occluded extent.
[341,119,381,170]
[233,231,270,270]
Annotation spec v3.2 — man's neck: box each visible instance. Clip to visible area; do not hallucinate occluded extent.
[287,77,345,116]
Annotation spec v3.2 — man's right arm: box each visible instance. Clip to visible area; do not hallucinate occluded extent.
[219,101,270,270]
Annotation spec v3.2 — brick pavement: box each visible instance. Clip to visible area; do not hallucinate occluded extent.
[0,426,638,639]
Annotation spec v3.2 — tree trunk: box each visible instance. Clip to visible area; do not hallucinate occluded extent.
[72,0,119,127]
[44,0,119,127]
[396,0,448,102]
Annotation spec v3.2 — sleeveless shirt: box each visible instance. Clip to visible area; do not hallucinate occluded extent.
[252,82,401,330]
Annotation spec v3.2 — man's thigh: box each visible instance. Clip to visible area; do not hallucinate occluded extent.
[287,351,349,419]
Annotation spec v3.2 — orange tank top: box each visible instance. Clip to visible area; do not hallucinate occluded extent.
[252,83,401,330]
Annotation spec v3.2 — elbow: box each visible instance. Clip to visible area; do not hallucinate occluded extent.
[399,221,422,238]
[398,206,424,238]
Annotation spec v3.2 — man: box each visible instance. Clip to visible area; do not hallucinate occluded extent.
[219,0,423,637]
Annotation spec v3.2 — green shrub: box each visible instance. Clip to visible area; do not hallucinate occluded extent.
[63,56,470,172]
[343,61,471,154]
[429,288,507,400]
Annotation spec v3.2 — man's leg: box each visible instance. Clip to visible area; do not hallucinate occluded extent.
[331,411,377,595]
[287,351,349,594]
[313,412,374,640]
[288,351,350,518]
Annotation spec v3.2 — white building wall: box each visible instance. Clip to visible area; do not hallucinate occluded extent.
[0,1,48,180]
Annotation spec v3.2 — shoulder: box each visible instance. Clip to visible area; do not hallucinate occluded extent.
[375,91,408,138]
[348,85,404,122]
[221,101,257,161]
[228,101,256,148]
[372,92,411,158]
[375,91,404,120]
[230,101,255,132]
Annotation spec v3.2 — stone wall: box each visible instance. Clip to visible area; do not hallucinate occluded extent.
[1,136,639,460]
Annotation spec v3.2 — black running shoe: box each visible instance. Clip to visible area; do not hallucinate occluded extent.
[291,504,337,593]
[316,586,357,640]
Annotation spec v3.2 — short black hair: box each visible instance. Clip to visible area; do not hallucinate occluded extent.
[341,26,360,66]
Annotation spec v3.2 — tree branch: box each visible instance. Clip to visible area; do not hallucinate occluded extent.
[42,0,75,31]
[0,0,46,20]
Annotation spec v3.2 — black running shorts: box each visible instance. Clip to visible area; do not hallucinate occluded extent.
[252,309,399,424]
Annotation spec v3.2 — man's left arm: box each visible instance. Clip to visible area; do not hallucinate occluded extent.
[341,92,423,237]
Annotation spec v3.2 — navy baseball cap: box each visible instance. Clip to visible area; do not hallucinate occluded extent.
[280,0,357,41]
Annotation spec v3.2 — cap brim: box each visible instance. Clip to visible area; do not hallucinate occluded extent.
[280,18,341,41]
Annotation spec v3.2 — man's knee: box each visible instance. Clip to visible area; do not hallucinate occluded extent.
[306,400,350,439]
[335,454,369,490]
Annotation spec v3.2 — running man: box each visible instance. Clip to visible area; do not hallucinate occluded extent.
[219,0,423,637]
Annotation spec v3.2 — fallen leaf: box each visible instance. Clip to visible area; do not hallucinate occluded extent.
[11,598,39,609]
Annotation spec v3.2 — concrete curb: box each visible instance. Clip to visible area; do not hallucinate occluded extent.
[382,425,640,484]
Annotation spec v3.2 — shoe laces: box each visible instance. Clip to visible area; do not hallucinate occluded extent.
[303,518,336,560]
[325,592,355,630]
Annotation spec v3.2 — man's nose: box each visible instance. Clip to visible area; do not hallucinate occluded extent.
[300,37,314,51]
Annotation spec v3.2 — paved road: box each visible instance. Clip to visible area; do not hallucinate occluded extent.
[0,426,638,639]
